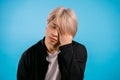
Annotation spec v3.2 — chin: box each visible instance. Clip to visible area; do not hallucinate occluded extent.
[49,41,59,47]
[49,42,57,46]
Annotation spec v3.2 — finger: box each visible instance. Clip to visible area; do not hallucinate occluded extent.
[59,26,64,35]
[56,26,62,36]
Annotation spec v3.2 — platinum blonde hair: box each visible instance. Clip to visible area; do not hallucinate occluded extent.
[47,7,78,37]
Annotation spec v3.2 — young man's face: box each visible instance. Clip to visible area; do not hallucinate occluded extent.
[45,21,60,47]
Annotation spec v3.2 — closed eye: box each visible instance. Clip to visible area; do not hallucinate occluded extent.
[52,23,57,29]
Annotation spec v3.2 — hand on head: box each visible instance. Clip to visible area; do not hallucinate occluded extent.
[56,25,73,46]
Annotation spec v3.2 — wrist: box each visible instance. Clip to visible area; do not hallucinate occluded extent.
[60,41,72,46]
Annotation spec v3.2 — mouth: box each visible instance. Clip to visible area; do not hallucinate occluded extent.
[49,36,57,42]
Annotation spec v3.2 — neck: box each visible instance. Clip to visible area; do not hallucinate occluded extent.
[47,46,59,54]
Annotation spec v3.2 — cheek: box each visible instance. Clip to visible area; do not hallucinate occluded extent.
[45,28,50,36]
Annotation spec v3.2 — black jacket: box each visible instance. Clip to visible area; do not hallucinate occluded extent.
[17,38,87,80]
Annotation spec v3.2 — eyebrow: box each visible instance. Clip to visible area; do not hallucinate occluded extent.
[52,22,59,27]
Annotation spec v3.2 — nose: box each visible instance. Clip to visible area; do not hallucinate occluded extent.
[51,32,58,37]
[51,30,58,37]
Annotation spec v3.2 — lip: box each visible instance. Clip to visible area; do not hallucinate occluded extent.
[49,36,57,42]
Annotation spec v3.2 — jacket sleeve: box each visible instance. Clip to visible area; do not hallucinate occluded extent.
[17,52,30,80]
[59,42,87,80]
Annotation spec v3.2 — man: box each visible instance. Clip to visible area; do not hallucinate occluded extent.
[17,6,87,80]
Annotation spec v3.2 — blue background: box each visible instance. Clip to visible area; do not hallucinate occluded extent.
[0,0,120,80]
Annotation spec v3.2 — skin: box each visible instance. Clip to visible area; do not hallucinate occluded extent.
[45,20,73,54]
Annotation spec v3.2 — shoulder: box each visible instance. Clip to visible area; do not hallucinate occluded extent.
[26,40,42,52]
[21,40,43,59]
[72,41,86,50]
